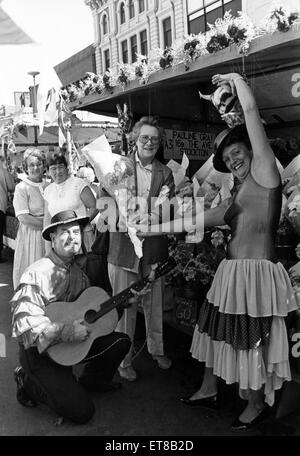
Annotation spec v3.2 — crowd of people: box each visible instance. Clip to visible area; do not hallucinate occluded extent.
[2,73,299,430]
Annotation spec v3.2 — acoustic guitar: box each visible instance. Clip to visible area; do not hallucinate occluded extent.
[46,258,176,366]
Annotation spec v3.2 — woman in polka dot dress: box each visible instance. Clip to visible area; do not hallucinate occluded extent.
[139,73,298,431]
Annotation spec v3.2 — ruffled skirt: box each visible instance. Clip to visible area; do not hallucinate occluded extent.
[190,259,298,406]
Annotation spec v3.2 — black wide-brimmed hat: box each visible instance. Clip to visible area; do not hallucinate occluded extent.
[213,124,248,173]
[42,210,89,241]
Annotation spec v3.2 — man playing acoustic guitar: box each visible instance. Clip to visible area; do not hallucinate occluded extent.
[10,210,132,424]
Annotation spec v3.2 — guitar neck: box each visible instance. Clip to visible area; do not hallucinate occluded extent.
[91,276,149,321]
[84,258,176,324]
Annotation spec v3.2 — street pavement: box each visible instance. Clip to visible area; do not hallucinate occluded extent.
[0,247,300,437]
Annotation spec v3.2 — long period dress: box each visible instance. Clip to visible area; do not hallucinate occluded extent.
[190,171,298,406]
[13,177,48,289]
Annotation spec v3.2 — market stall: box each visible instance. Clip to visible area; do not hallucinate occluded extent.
[61,10,300,336]
[64,23,300,175]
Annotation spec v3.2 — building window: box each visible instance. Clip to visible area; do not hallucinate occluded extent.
[121,39,128,63]
[129,0,135,19]
[120,2,126,24]
[102,14,108,35]
[130,35,138,63]
[163,17,172,48]
[138,0,145,13]
[187,0,241,34]
[104,49,110,70]
[140,29,148,56]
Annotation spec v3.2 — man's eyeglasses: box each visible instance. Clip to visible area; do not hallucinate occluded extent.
[138,135,160,145]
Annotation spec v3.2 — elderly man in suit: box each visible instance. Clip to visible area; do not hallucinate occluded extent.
[107,116,175,381]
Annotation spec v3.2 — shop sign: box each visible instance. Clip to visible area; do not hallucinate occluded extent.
[163,129,215,161]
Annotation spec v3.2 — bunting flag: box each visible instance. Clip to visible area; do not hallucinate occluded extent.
[37,87,59,135]
[0,4,34,44]
[36,59,62,135]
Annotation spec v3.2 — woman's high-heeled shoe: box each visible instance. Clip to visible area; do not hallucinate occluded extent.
[231,406,270,431]
[179,394,219,409]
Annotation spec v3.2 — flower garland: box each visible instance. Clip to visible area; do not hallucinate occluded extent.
[84,72,104,95]
[61,6,300,104]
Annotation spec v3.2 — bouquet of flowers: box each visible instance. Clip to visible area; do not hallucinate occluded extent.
[117,63,135,90]
[166,230,227,288]
[261,6,299,34]
[181,34,208,69]
[158,47,175,69]
[82,135,145,257]
[134,54,159,85]
[103,69,116,92]
[206,11,257,55]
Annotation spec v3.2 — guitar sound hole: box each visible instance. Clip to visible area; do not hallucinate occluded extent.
[85,309,97,323]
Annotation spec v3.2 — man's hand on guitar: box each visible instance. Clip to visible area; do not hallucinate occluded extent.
[127,264,157,305]
[60,320,90,343]
[128,285,152,305]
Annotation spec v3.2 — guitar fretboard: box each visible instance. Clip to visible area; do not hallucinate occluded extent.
[84,258,176,324]
[99,278,149,316]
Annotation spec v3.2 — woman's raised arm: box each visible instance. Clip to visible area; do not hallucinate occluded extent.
[212,73,280,188]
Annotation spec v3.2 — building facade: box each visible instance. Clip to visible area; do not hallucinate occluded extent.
[84,0,300,76]
[85,0,188,74]
[187,0,300,34]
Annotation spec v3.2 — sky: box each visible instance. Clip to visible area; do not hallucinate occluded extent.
[0,0,94,106]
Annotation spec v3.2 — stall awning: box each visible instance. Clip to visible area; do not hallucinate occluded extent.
[54,45,96,87]
[11,124,120,151]
[71,28,300,126]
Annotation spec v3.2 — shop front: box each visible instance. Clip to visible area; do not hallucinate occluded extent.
[66,27,300,334]
[68,27,300,172]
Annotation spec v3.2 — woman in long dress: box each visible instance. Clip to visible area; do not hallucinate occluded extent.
[138,73,298,431]
[43,150,96,252]
[13,148,48,289]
